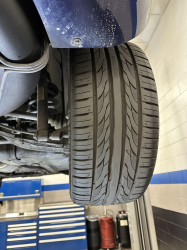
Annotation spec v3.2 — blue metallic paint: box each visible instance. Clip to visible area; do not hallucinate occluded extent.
[38,206,87,250]
[38,240,87,250]
[0,179,41,200]
[41,183,69,191]
[7,240,37,246]
[33,0,151,48]
[39,214,86,222]
[0,219,38,250]
[131,0,137,37]
[0,222,6,250]
[6,219,38,250]
[0,211,88,250]
[40,225,86,234]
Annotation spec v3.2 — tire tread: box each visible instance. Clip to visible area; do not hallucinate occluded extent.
[70,42,159,206]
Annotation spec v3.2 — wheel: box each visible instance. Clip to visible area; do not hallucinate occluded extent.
[69,43,159,206]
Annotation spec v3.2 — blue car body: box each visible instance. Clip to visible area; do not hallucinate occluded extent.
[33,0,151,48]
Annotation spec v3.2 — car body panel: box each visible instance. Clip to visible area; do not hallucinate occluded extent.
[33,0,151,48]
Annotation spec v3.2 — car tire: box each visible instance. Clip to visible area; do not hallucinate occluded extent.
[69,43,159,206]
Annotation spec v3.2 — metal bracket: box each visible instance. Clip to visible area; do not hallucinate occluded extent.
[49,126,68,141]
[37,68,48,142]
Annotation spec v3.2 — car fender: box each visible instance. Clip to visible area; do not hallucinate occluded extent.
[33,0,151,48]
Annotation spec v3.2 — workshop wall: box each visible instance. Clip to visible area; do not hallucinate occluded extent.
[133,0,187,249]
[0,174,70,214]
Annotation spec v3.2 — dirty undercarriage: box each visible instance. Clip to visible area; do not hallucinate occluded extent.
[0,1,70,177]
[0,46,70,177]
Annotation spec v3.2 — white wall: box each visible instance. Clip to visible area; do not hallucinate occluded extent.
[133,0,187,214]
[131,0,170,51]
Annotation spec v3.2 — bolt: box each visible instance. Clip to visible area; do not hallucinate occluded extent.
[72,38,82,46]
[19,140,24,145]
